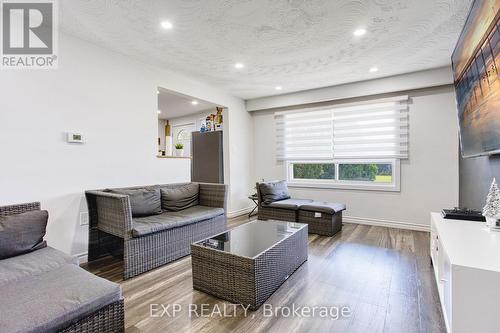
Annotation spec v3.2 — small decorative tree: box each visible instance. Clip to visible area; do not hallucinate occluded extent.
[483,178,500,226]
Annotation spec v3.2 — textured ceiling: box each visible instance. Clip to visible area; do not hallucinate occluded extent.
[60,0,472,99]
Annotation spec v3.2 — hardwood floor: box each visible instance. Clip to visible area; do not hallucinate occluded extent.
[83,216,445,333]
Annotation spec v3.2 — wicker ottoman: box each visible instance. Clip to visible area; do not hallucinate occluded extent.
[298,202,346,236]
[191,220,308,310]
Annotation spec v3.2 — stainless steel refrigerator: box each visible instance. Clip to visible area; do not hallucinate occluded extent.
[191,131,224,184]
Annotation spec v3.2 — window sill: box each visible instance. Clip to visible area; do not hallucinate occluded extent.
[287,181,400,192]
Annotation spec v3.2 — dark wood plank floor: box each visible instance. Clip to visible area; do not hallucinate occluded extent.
[83,216,445,333]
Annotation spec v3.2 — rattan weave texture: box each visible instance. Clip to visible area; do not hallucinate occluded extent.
[191,223,308,310]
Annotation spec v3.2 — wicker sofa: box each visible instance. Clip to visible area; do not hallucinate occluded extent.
[85,182,228,279]
[0,202,124,333]
[256,181,346,236]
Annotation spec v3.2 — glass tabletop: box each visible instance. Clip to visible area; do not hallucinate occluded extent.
[195,220,306,258]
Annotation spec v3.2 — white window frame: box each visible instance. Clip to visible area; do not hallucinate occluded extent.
[286,159,400,192]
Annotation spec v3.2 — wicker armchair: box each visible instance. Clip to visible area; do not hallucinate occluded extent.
[0,202,124,333]
[256,181,346,236]
[256,187,296,222]
[86,182,228,279]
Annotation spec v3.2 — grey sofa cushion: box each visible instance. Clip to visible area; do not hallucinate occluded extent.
[299,201,346,214]
[0,263,121,333]
[0,210,48,259]
[0,246,78,287]
[259,181,291,204]
[265,198,313,210]
[132,206,224,237]
[161,183,199,211]
[109,187,162,217]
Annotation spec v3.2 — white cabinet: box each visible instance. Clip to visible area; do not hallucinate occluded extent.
[441,251,452,330]
[430,213,500,333]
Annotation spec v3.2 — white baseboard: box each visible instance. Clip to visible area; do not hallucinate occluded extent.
[75,252,88,265]
[227,206,254,218]
[343,215,430,232]
[72,213,426,266]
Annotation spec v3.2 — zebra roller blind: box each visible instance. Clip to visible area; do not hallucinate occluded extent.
[275,96,409,160]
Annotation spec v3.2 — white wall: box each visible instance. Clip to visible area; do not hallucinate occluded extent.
[167,109,216,133]
[246,66,453,111]
[251,85,459,230]
[0,33,254,256]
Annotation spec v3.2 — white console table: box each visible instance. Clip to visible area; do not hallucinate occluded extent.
[430,213,500,333]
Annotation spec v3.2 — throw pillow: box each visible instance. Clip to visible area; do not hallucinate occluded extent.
[161,183,199,211]
[259,181,291,204]
[0,210,48,259]
[109,187,162,217]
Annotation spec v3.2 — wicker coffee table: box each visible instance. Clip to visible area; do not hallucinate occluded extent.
[191,220,308,310]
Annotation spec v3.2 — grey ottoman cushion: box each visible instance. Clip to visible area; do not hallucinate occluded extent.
[0,246,77,286]
[0,210,48,259]
[0,264,121,333]
[300,201,346,214]
[259,181,291,204]
[161,183,199,211]
[132,206,224,237]
[109,187,162,217]
[265,199,313,210]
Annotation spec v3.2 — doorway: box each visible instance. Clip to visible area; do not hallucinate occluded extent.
[156,87,227,184]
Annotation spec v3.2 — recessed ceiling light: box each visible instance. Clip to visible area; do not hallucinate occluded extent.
[369,66,379,73]
[157,90,160,94]
[234,63,245,69]
[161,21,173,30]
[275,86,283,91]
[157,110,161,114]
[191,100,199,105]
[353,28,367,36]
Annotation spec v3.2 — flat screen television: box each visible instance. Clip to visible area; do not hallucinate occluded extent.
[451,0,500,158]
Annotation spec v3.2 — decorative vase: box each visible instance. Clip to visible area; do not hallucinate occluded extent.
[175,149,184,157]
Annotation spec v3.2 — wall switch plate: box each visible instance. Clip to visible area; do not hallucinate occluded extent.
[80,212,89,226]
[314,212,322,218]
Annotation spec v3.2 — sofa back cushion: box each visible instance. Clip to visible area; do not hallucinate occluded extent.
[0,210,48,259]
[109,187,162,217]
[161,183,199,211]
[259,181,291,204]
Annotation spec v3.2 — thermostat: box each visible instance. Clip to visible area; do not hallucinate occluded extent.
[67,132,84,143]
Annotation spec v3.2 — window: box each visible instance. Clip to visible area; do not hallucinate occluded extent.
[339,162,392,182]
[292,162,335,180]
[276,96,408,191]
[287,159,399,191]
[176,129,190,141]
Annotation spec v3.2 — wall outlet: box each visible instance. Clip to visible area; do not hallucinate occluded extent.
[80,212,89,226]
